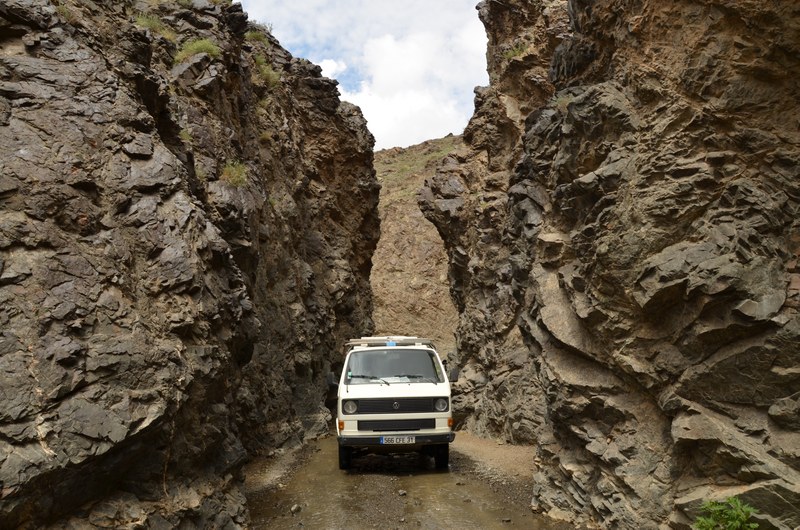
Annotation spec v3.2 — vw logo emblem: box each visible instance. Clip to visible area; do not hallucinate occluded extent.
[392,401,400,410]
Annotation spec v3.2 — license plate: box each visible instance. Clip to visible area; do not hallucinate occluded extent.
[381,435,415,444]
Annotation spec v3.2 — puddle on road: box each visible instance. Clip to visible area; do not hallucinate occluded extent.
[246,435,571,530]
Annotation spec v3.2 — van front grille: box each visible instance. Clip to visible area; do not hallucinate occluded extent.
[352,398,440,414]
[358,419,435,431]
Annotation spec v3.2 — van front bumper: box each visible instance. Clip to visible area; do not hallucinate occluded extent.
[338,432,455,446]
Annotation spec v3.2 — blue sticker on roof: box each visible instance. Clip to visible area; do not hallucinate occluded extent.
[386,341,396,346]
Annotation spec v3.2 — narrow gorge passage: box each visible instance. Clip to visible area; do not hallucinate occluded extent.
[2,0,798,528]
[242,136,556,530]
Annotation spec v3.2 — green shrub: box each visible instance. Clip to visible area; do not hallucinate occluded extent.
[178,128,193,144]
[136,13,162,31]
[174,38,221,64]
[693,497,759,530]
[135,14,176,41]
[245,30,267,42]
[220,161,248,187]
[503,43,527,60]
[263,65,280,87]
[253,55,280,87]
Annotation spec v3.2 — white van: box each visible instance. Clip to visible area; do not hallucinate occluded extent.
[329,336,458,470]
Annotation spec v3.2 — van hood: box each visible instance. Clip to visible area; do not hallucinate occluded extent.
[341,381,450,399]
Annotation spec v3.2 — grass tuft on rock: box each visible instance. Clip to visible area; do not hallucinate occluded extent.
[253,55,280,87]
[245,30,268,43]
[174,38,221,64]
[135,14,176,41]
[220,161,248,187]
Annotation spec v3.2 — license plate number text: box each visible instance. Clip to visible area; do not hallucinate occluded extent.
[381,435,415,444]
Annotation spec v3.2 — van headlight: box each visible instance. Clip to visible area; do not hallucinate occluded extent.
[343,400,358,414]
[434,398,449,412]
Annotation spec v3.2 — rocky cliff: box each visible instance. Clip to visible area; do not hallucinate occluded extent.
[0,0,378,527]
[420,0,800,528]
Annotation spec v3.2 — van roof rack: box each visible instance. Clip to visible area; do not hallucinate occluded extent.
[345,336,436,350]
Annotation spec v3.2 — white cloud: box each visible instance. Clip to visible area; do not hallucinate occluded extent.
[318,59,347,79]
[239,0,488,149]
[343,88,464,150]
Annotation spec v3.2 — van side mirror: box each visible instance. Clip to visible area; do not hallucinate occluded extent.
[327,371,339,387]
[448,367,459,382]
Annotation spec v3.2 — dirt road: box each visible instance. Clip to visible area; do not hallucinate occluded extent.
[243,432,572,529]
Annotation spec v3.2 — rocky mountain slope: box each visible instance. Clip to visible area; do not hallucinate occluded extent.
[371,137,460,356]
[0,0,377,527]
[420,0,800,528]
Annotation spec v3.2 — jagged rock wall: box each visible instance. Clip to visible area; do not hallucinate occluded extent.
[420,0,800,528]
[0,0,378,527]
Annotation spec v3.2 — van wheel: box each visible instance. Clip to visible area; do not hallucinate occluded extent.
[434,444,449,470]
[338,446,352,470]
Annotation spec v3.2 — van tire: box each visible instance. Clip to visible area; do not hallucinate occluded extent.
[338,445,352,470]
[433,444,449,470]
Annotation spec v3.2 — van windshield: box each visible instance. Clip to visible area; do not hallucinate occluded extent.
[344,348,444,384]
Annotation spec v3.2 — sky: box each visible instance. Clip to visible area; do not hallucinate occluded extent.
[238,0,489,150]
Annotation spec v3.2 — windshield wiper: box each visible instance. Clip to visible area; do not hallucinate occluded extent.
[348,374,390,385]
[393,374,437,384]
